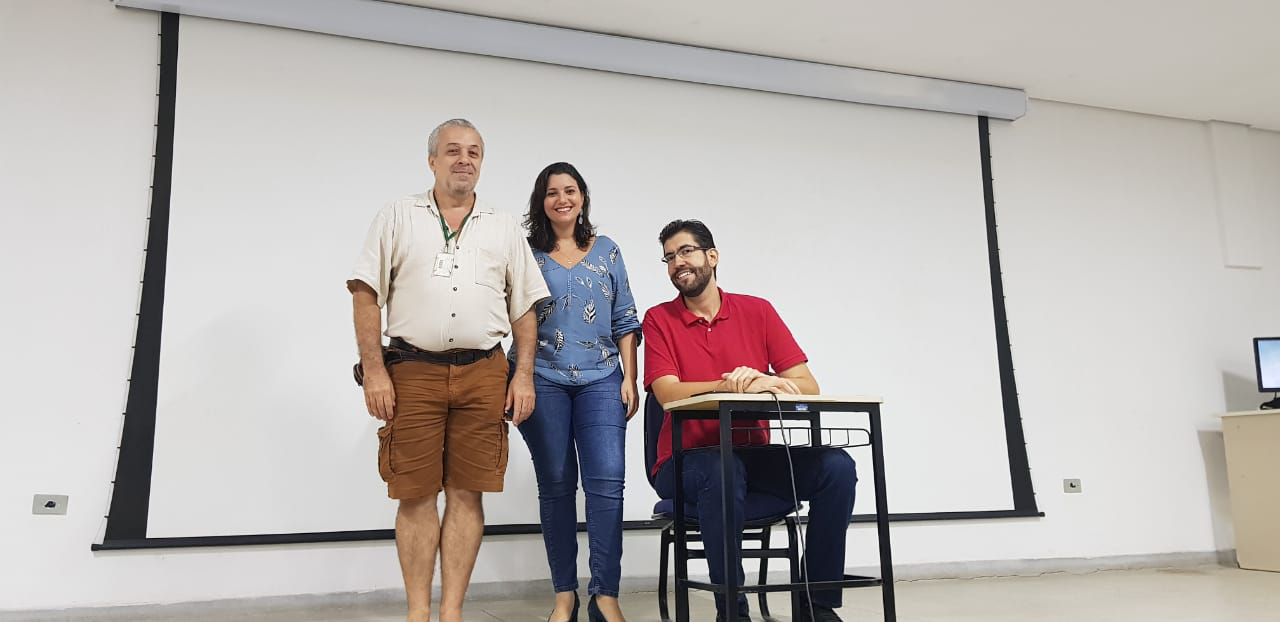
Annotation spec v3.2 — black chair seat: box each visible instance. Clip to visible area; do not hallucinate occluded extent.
[653,494,801,528]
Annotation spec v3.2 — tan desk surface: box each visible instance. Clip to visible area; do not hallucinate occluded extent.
[1219,409,1280,418]
[662,393,883,411]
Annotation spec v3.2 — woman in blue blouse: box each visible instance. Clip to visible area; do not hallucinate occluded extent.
[517,162,640,622]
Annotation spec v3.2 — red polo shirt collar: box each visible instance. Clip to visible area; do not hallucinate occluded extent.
[677,288,731,326]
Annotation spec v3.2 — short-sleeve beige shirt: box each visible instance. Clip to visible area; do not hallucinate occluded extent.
[348,192,550,351]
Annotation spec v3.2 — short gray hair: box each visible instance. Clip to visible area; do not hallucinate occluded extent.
[427,118,482,157]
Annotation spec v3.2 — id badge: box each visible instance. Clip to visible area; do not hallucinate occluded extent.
[432,252,454,277]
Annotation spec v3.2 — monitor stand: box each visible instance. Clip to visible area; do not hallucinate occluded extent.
[1261,394,1280,410]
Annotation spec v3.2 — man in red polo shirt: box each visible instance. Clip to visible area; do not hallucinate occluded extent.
[643,220,856,622]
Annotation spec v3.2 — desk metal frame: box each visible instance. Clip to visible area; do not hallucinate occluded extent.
[669,398,895,621]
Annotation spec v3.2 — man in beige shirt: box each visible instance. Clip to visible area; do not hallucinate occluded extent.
[347,118,549,622]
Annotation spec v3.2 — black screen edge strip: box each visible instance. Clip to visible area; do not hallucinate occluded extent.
[92,509,1045,551]
[979,116,1040,514]
[102,11,179,542]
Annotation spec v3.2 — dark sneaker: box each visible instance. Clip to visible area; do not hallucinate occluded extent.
[797,601,844,622]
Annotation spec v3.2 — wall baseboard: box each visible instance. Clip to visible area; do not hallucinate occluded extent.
[0,550,1238,620]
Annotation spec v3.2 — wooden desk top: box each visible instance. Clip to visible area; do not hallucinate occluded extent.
[1219,409,1280,418]
[663,393,883,411]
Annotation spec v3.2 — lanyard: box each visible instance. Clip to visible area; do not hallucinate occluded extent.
[434,196,475,249]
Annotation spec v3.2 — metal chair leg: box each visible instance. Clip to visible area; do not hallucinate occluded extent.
[659,523,673,622]
[787,517,802,618]
[757,525,775,621]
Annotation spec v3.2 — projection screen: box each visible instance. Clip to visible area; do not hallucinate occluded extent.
[143,16,1013,538]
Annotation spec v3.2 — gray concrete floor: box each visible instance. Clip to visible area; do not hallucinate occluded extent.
[9,564,1280,621]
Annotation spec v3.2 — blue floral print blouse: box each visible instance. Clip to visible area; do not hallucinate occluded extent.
[523,235,641,386]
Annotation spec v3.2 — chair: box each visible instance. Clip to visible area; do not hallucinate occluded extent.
[644,393,803,622]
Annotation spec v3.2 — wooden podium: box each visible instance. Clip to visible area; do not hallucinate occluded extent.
[1219,409,1280,572]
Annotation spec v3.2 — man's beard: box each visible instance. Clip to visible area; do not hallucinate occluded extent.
[673,265,713,298]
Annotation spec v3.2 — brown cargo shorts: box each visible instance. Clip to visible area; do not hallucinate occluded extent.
[376,349,509,499]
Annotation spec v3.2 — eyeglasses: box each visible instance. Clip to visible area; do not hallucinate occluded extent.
[661,245,711,264]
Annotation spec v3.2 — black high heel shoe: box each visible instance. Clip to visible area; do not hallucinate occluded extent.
[548,592,579,622]
[586,594,607,622]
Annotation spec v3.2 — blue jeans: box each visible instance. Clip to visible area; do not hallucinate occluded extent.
[519,369,627,596]
[655,446,857,615]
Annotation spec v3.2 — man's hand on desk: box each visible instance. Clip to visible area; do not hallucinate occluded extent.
[744,375,801,395]
[720,366,766,392]
[650,366,811,405]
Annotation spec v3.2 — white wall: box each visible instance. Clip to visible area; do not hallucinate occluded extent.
[3,0,1278,612]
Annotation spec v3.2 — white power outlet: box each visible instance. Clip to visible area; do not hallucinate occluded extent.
[33,494,69,515]
[1063,479,1082,494]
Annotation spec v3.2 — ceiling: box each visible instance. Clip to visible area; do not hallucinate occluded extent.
[391,0,1280,131]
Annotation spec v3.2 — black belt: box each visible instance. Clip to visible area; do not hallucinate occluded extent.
[353,339,500,386]
[387,337,499,366]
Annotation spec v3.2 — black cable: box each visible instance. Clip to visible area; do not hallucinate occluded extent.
[770,392,816,622]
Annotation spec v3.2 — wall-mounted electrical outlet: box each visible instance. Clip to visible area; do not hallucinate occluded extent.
[32,494,69,515]
[1063,479,1082,493]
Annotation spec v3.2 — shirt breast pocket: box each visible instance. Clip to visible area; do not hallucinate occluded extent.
[473,249,506,294]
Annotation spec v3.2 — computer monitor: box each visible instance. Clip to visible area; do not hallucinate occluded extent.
[1254,337,1280,409]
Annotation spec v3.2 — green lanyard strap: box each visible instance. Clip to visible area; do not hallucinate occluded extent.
[436,206,475,245]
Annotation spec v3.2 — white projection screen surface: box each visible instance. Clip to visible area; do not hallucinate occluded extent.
[146,16,1013,538]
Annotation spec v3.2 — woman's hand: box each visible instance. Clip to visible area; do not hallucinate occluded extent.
[621,378,640,420]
